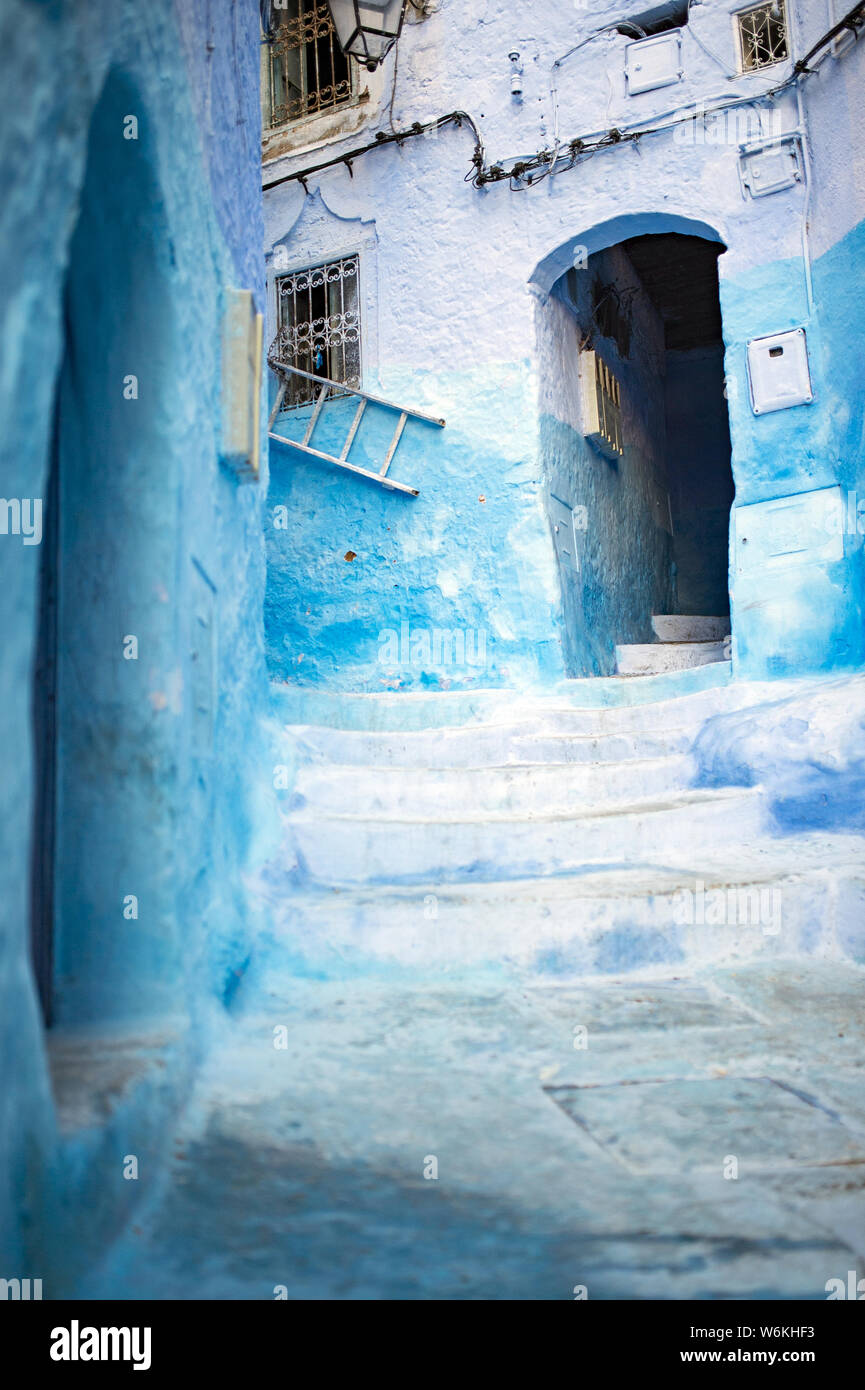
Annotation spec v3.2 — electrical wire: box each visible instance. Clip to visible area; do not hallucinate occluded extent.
[262,109,486,192]
[262,1,865,194]
[486,0,865,190]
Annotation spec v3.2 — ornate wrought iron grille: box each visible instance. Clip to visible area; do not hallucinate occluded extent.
[264,2,352,127]
[270,255,361,409]
[737,2,788,71]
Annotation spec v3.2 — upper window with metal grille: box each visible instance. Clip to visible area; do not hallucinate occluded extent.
[262,2,353,129]
[736,1,789,72]
[271,255,362,409]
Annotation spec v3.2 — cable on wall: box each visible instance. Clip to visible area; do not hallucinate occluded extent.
[261,1,865,194]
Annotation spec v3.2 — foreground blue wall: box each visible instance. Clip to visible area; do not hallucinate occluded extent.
[0,0,270,1286]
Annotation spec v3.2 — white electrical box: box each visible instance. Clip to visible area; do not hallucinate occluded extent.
[739,137,803,199]
[746,328,812,415]
[625,32,683,96]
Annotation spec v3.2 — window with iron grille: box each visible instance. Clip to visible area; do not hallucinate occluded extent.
[271,255,362,409]
[263,2,353,128]
[736,1,788,71]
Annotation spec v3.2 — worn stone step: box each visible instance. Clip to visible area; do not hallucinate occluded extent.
[280,679,809,769]
[268,662,734,732]
[652,615,731,643]
[292,754,696,818]
[615,643,729,677]
[255,833,865,975]
[284,786,766,886]
[283,722,700,771]
[271,673,812,735]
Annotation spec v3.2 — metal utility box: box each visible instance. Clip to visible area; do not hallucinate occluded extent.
[746,328,812,414]
[625,31,683,96]
[739,136,803,198]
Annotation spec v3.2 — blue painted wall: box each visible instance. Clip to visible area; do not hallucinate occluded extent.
[266,381,564,690]
[0,0,270,1288]
[721,226,865,678]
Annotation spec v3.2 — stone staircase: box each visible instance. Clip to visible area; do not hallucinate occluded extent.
[257,672,865,978]
[615,614,730,676]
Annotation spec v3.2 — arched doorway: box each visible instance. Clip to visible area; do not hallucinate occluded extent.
[29,70,183,1027]
[535,217,734,677]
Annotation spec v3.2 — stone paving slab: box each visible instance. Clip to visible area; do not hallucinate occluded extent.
[545,1076,865,1175]
[524,977,762,1032]
[708,960,865,1039]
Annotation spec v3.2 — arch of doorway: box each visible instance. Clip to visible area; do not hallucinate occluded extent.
[530,211,728,299]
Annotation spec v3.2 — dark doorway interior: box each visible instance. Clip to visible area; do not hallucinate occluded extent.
[622,232,734,616]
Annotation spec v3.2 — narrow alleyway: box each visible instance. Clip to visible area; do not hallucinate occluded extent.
[72,672,865,1300]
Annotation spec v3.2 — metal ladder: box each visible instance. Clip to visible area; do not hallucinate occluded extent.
[268,361,445,497]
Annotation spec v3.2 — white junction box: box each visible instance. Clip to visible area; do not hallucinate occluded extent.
[625,31,683,96]
[739,136,804,199]
[746,328,812,414]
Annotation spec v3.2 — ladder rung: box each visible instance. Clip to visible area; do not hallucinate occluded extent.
[269,432,419,496]
[380,411,408,477]
[302,385,328,447]
[267,379,287,431]
[340,398,367,461]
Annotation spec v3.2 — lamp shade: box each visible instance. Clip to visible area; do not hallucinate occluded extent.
[327,1,406,70]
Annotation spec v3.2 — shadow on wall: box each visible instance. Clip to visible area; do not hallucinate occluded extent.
[32,69,186,1031]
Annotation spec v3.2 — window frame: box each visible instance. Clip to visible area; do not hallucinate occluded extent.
[261,1,357,133]
[732,0,790,74]
[271,252,363,411]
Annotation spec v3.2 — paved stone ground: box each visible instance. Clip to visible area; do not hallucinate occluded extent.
[78,959,865,1300]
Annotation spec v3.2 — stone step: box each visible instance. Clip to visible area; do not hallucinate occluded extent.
[652,615,731,643]
[284,786,766,886]
[292,754,696,818]
[615,643,729,677]
[268,662,734,733]
[283,721,701,771]
[271,672,817,735]
[280,679,810,769]
[507,729,697,765]
[254,833,865,975]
